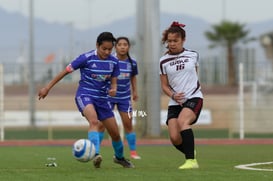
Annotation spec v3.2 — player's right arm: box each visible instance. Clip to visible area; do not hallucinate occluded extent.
[160,74,185,104]
[160,74,173,98]
[38,68,70,100]
[38,53,88,100]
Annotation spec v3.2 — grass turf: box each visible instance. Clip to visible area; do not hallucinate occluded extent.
[0,144,272,181]
[4,128,273,140]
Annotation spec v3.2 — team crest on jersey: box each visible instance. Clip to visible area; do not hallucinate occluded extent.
[109,62,114,71]
[126,62,131,70]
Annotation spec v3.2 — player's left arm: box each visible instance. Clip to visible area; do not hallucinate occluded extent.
[131,60,138,101]
[131,75,138,101]
[109,76,117,97]
[195,52,200,75]
[109,58,120,97]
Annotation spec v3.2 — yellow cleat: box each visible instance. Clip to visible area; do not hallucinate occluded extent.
[178,159,199,169]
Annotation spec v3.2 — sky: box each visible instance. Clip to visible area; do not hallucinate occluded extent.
[0,0,273,30]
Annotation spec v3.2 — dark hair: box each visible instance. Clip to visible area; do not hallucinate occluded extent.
[161,25,186,44]
[115,37,133,70]
[96,32,116,46]
[116,36,131,47]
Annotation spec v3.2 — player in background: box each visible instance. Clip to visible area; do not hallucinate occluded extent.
[38,32,134,168]
[98,37,141,159]
[159,21,203,169]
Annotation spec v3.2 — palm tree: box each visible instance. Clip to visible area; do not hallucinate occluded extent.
[205,21,249,85]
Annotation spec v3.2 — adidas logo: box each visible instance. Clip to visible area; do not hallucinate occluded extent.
[92,63,97,68]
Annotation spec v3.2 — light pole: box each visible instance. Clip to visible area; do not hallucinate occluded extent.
[136,0,161,137]
[29,0,35,126]
[222,0,226,21]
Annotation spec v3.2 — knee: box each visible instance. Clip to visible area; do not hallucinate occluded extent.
[87,120,99,131]
[169,135,181,145]
[179,120,192,130]
[97,122,105,132]
[124,124,133,133]
[108,129,121,141]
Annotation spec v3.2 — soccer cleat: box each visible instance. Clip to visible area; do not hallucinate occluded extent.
[93,154,102,168]
[130,151,141,160]
[178,159,199,169]
[113,156,135,168]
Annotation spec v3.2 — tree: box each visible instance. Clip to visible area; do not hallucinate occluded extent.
[205,21,249,85]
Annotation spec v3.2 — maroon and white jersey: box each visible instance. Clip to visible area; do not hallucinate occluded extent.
[159,49,203,106]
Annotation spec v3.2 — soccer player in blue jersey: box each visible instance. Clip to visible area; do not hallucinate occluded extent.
[38,32,134,168]
[98,37,141,159]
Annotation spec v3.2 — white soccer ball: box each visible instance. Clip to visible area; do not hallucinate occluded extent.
[72,139,95,162]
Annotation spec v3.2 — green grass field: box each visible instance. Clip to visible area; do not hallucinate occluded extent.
[4,128,273,140]
[0,144,272,181]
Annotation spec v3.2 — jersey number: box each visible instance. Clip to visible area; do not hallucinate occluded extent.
[176,64,184,71]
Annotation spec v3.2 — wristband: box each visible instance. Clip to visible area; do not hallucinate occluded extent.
[171,93,176,100]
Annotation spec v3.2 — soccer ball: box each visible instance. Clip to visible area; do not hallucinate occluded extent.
[72,139,95,162]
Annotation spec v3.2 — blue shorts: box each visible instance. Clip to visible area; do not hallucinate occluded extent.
[75,95,114,121]
[111,99,132,113]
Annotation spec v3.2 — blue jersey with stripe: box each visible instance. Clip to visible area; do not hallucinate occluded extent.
[109,58,138,102]
[68,50,120,99]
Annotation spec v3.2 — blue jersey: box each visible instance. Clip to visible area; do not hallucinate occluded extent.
[67,50,120,99]
[109,58,138,102]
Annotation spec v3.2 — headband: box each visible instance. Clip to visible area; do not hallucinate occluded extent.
[170,21,186,28]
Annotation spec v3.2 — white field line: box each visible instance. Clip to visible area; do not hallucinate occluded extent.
[235,161,273,171]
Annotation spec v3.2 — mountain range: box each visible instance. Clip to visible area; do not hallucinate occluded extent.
[1,7,273,64]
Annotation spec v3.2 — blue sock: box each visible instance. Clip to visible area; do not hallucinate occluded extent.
[125,132,136,151]
[112,140,124,159]
[88,131,100,155]
[98,132,105,144]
